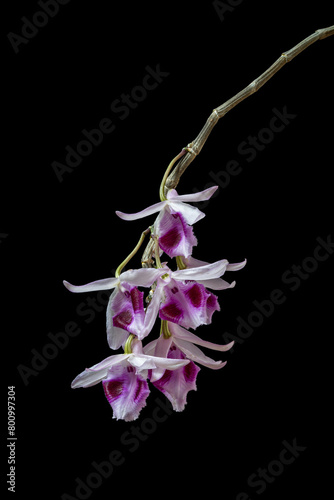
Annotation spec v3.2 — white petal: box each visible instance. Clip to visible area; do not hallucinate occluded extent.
[120,268,165,287]
[116,201,167,221]
[129,353,189,372]
[169,201,205,225]
[173,338,226,370]
[63,277,118,293]
[107,326,129,350]
[149,355,190,371]
[170,323,234,352]
[227,259,247,271]
[139,285,164,340]
[149,335,173,382]
[196,278,236,290]
[71,354,127,388]
[173,259,229,281]
[143,339,158,356]
[184,256,210,268]
[167,185,218,202]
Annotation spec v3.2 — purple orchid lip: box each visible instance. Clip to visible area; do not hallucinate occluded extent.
[152,345,201,412]
[159,280,220,330]
[155,207,198,259]
[103,365,150,422]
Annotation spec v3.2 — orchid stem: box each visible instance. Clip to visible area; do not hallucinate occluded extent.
[124,334,136,354]
[176,255,187,270]
[160,320,172,339]
[116,228,151,278]
[154,237,162,268]
[159,149,187,202]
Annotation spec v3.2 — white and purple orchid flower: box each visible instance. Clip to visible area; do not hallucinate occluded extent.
[64,181,246,421]
[63,267,166,349]
[146,257,246,331]
[71,338,190,421]
[116,186,218,259]
[144,322,235,412]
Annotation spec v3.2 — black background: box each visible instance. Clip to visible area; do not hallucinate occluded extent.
[2,1,333,499]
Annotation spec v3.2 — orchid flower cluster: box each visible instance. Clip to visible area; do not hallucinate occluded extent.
[64,150,246,421]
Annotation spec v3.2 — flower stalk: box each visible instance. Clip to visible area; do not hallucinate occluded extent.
[160,320,172,339]
[124,334,136,354]
[115,227,151,278]
[159,149,186,202]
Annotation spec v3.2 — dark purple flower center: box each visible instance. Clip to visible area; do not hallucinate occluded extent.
[159,226,182,250]
[184,362,198,382]
[134,379,146,402]
[186,283,203,308]
[104,380,123,400]
[130,287,142,312]
[113,310,133,329]
[160,303,183,322]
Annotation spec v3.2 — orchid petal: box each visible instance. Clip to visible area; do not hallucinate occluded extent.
[172,259,229,281]
[183,256,211,268]
[63,277,118,293]
[152,345,200,412]
[196,278,236,290]
[168,201,205,225]
[120,268,165,287]
[139,284,164,340]
[184,257,247,275]
[130,353,190,372]
[71,354,127,388]
[159,280,220,330]
[227,259,247,271]
[170,323,234,352]
[107,326,129,350]
[142,339,158,356]
[155,208,198,258]
[173,338,227,370]
[116,200,167,221]
[103,365,150,421]
[167,185,218,203]
[148,335,173,383]
[106,285,145,349]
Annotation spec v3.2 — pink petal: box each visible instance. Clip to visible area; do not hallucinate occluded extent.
[226,259,247,271]
[130,353,189,373]
[167,185,218,203]
[169,322,234,352]
[63,277,118,293]
[107,326,129,351]
[204,291,220,323]
[106,285,145,349]
[173,337,227,370]
[139,285,165,340]
[116,200,167,221]
[168,201,205,225]
[196,278,236,290]
[183,256,211,268]
[142,339,158,356]
[120,268,166,287]
[148,335,173,383]
[173,258,229,282]
[71,354,127,388]
[103,365,150,421]
[152,345,200,412]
